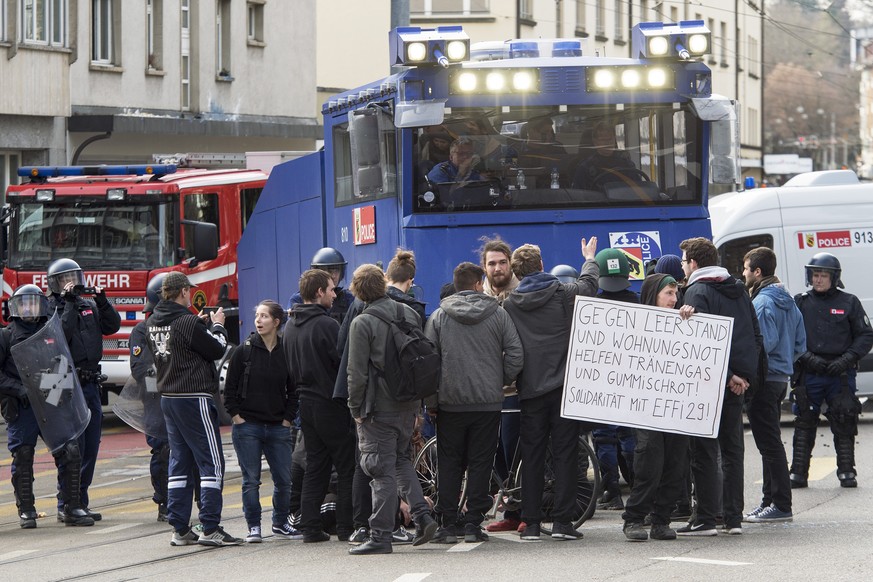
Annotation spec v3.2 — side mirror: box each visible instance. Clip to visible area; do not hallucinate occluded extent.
[181,219,218,265]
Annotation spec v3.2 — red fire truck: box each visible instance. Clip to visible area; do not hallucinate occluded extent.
[1,163,268,402]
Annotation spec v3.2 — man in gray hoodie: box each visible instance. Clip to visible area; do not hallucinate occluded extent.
[424,262,523,543]
[503,236,599,541]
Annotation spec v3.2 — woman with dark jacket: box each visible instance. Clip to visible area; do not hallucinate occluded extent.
[620,274,690,542]
[225,300,297,543]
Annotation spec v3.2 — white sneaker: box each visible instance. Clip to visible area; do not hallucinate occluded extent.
[245,525,262,543]
[198,525,243,546]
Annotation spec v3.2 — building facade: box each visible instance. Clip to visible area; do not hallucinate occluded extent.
[0,0,319,196]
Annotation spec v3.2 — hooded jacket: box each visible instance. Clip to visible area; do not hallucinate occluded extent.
[683,266,761,383]
[503,261,599,400]
[224,332,297,424]
[387,285,426,327]
[283,303,340,402]
[146,300,227,395]
[424,291,523,412]
[347,296,422,419]
[753,284,807,381]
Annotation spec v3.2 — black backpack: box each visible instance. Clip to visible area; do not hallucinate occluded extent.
[364,302,441,402]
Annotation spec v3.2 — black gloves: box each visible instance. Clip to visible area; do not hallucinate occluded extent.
[799,352,828,374]
[826,354,855,376]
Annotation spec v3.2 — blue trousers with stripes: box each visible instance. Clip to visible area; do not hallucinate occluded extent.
[161,395,225,533]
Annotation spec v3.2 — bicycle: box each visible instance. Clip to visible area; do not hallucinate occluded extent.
[414,411,601,530]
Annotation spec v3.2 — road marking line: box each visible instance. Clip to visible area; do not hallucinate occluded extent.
[652,557,751,566]
[393,574,431,582]
[448,542,482,552]
[809,457,836,481]
[0,550,38,562]
[86,523,142,535]
[488,532,526,542]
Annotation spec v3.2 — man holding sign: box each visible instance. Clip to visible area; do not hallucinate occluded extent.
[676,237,763,537]
[503,236,599,541]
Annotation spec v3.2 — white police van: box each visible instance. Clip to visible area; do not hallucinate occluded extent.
[710,170,873,395]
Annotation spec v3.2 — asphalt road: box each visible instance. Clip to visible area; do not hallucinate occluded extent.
[1,411,872,581]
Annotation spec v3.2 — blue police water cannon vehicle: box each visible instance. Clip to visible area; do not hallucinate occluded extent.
[237,21,739,336]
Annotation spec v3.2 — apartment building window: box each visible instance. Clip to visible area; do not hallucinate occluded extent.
[216,0,231,77]
[575,0,585,33]
[181,0,191,110]
[410,0,490,16]
[748,35,759,77]
[707,18,715,63]
[1,2,6,41]
[520,0,532,20]
[147,0,163,70]
[247,1,264,45]
[748,107,759,147]
[614,0,624,40]
[720,21,727,64]
[595,0,605,37]
[21,0,66,46]
[0,153,22,204]
[92,0,120,65]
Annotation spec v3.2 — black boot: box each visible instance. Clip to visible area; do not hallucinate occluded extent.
[55,441,95,527]
[412,512,437,546]
[789,424,817,489]
[834,434,858,488]
[12,445,37,528]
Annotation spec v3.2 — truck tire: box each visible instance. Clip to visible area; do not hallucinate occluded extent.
[214,344,236,426]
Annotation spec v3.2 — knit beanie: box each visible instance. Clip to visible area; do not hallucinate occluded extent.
[655,254,684,281]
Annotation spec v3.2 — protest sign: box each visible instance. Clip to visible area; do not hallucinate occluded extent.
[561,296,733,437]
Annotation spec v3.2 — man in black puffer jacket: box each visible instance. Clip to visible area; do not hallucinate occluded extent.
[676,237,763,538]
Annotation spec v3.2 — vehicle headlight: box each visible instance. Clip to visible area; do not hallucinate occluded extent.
[406,42,428,62]
[647,68,668,88]
[621,69,641,88]
[688,34,708,55]
[512,71,534,91]
[457,72,478,92]
[486,72,506,91]
[593,69,615,89]
[648,36,669,56]
[446,40,468,61]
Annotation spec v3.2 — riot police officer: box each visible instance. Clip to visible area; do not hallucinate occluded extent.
[129,273,170,521]
[791,253,873,488]
[46,258,121,520]
[287,248,355,324]
[0,285,94,527]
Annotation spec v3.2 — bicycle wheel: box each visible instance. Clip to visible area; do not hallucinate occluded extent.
[573,433,601,527]
[414,436,439,508]
[516,434,601,528]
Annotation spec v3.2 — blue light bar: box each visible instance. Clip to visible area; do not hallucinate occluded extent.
[509,41,539,59]
[18,164,178,178]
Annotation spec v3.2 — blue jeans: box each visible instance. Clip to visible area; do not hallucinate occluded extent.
[232,421,293,528]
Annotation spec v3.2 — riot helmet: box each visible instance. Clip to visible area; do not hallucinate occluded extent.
[310,247,347,285]
[143,273,168,314]
[805,252,843,290]
[8,284,50,322]
[47,258,85,295]
[550,264,579,284]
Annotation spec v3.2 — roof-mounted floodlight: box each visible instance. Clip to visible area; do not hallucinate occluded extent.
[632,20,710,60]
[389,26,470,68]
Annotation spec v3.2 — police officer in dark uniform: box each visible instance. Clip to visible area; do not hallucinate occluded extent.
[129,273,170,521]
[46,258,121,520]
[0,284,94,527]
[288,248,355,324]
[791,253,873,488]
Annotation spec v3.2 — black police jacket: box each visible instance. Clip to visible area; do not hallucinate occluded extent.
[49,293,121,372]
[795,288,873,361]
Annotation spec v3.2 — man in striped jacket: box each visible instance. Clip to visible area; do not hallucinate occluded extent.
[147,271,241,547]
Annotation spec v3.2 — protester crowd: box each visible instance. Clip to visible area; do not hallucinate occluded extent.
[1,236,870,552]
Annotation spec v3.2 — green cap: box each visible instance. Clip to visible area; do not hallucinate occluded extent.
[595,248,631,292]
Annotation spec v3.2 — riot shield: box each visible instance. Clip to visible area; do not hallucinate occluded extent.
[10,314,91,453]
[112,371,168,441]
